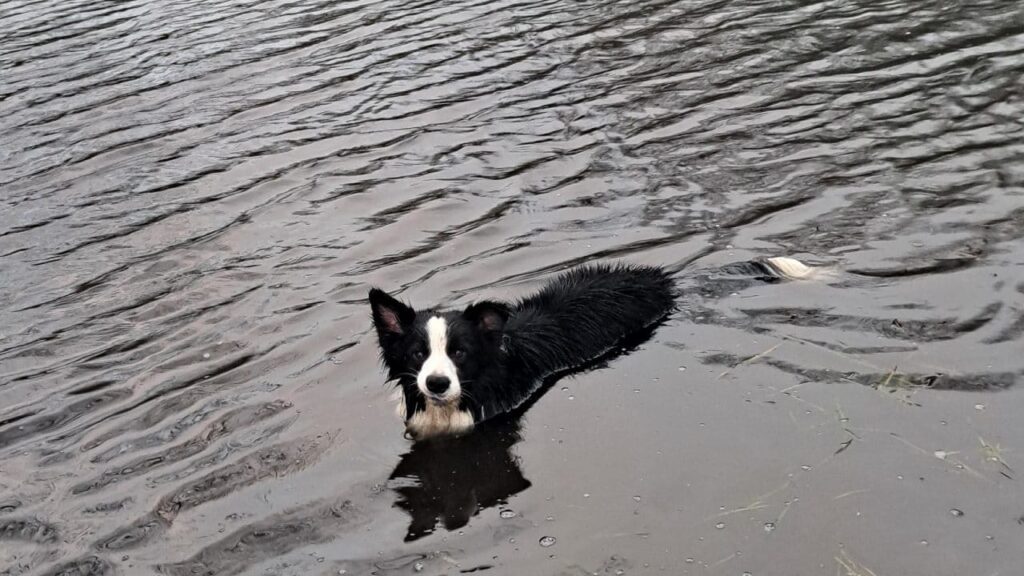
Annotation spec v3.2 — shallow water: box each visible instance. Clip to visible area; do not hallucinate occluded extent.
[2,0,1023,574]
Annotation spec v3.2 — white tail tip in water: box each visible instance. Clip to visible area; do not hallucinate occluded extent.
[764,257,834,281]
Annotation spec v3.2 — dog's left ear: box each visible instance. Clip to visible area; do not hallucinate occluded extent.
[463,300,511,332]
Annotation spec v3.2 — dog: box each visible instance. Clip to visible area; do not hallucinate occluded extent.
[369,257,823,440]
[368,263,675,439]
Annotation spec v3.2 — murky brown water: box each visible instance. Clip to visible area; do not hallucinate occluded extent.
[3,0,1024,574]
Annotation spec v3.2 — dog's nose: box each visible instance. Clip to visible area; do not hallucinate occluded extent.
[425,375,450,395]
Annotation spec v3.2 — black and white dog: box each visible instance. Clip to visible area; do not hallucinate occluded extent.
[369,258,822,439]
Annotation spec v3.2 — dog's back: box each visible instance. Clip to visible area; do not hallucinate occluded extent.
[505,263,676,381]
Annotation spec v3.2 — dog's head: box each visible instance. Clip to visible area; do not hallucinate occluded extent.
[368,288,509,439]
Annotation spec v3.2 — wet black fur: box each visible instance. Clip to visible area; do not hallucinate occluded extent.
[369,263,677,430]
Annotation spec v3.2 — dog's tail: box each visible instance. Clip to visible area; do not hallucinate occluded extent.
[717,256,835,282]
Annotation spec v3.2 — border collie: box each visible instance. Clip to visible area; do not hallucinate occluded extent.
[369,257,821,439]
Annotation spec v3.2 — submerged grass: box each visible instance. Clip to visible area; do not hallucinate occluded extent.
[836,550,880,576]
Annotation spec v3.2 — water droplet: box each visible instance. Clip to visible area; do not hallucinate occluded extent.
[985,534,994,541]
[568,395,575,400]
[950,508,964,517]
[763,522,775,533]
[561,387,569,392]
[974,404,985,411]
[715,522,725,529]
[499,510,516,519]
[338,570,347,575]
[685,558,695,564]
[539,535,557,547]
[800,465,811,471]
[633,495,641,502]
[920,540,928,546]
[413,561,424,572]
[545,516,554,521]
[202,352,210,359]
[508,538,516,544]
[896,475,904,480]
[678,366,687,371]
[742,572,753,576]
[934,450,948,459]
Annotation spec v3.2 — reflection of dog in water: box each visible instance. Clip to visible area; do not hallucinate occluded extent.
[388,416,529,541]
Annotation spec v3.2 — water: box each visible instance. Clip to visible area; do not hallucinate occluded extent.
[2,0,1023,574]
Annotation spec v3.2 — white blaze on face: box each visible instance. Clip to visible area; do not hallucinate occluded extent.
[417,316,460,401]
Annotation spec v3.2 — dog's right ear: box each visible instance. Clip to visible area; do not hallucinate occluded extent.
[369,288,416,338]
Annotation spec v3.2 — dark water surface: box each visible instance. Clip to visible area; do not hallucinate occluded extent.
[3,0,1024,574]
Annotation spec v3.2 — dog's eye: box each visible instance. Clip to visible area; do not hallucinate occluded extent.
[452,349,466,361]
[411,350,425,361]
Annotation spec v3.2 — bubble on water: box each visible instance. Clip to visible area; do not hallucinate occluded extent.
[742,572,753,576]
[508,538,516,544]
[413,561,424,572]
[715,522,725,529]
[561,387,569,392]
[950,508,964,517]
[763,522,775,533]
[920,540,928,546]
[800,465,811,471]
[546,516,554,521]
[685,558,695,564]
[539,536,556,547]
[678,366,687,371]
[583,493,590,498]
[633,495,642,502]
[499,509,516,519]
[934,450,948,459]
[985,534,994,541]
[974,404,985,411]
[202,352,210,359]
[568,395,575,400]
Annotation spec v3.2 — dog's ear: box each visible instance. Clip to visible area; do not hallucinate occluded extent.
[463,300,511,333]
[369,288,416,337]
